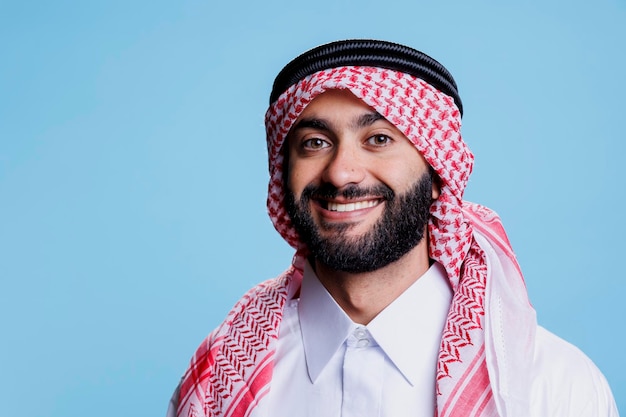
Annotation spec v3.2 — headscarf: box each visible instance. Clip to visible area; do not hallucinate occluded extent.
[177,40,537,417]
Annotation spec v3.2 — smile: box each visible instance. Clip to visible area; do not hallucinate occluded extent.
[325,199,380,212]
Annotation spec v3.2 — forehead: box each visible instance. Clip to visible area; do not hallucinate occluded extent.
[299,88,372,113]
[293,89,390,130]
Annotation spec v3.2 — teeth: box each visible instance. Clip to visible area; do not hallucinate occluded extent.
[327,200,379,212]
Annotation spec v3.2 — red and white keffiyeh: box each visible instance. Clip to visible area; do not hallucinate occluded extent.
[177,66,537,417]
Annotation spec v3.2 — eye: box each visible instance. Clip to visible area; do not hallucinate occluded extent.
[367,134,392,146]
[302,138,330,150]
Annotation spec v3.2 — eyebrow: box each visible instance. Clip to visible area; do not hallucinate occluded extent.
[291,118,331,132]
[352,112,384,129]
[291,111,385,133]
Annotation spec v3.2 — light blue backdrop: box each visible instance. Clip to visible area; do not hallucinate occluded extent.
[1,1,624,415]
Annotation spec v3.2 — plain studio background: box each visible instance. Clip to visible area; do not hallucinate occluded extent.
[1,1,624,415]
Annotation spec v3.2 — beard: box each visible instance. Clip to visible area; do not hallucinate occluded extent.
[284,172,433,273]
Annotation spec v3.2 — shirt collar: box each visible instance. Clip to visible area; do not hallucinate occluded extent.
[298,261,452,385]
[298,261,355,383]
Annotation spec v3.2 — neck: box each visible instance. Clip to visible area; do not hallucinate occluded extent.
[313,241,431,325]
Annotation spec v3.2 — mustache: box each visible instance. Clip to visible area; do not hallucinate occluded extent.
[301,183,395,201]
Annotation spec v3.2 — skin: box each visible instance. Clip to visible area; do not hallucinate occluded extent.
[286,89,440,324]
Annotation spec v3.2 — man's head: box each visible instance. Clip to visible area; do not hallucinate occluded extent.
[265,39,474,281]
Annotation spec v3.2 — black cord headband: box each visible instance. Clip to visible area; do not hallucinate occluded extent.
[269,39,463,116]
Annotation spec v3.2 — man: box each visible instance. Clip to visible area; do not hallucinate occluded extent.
[168,40,618,416]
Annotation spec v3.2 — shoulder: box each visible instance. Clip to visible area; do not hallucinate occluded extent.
[184,275,291,370]
[172,272,296,417]
[210,273,293,341]
[528,326,618,416]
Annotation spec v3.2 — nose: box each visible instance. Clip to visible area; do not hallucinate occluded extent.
[321,142,366,188]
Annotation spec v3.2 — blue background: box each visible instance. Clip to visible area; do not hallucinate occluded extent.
[1,1,624,415]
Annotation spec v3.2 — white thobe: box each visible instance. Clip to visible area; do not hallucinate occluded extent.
[250,261,452,417]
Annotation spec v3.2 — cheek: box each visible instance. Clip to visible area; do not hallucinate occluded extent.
[286,159,317,197]
[385,165,430,195]
[285,168,305,202]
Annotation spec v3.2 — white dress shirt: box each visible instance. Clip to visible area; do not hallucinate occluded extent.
[250,261,452,417]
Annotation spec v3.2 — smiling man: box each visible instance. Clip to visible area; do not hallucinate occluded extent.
[168,40,618,417]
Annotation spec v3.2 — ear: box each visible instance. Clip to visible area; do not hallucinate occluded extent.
[431,172,441,200]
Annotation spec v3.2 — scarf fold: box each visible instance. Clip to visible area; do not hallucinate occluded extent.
[177,66,537,417]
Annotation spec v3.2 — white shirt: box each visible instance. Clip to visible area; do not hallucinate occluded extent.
[251,261,452,417]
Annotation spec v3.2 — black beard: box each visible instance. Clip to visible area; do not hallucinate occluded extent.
[284,172,433,273]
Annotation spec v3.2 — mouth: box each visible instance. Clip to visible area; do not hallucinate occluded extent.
[321,199,382,212]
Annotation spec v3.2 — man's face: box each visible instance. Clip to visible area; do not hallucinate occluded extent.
[284,89,439,273]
